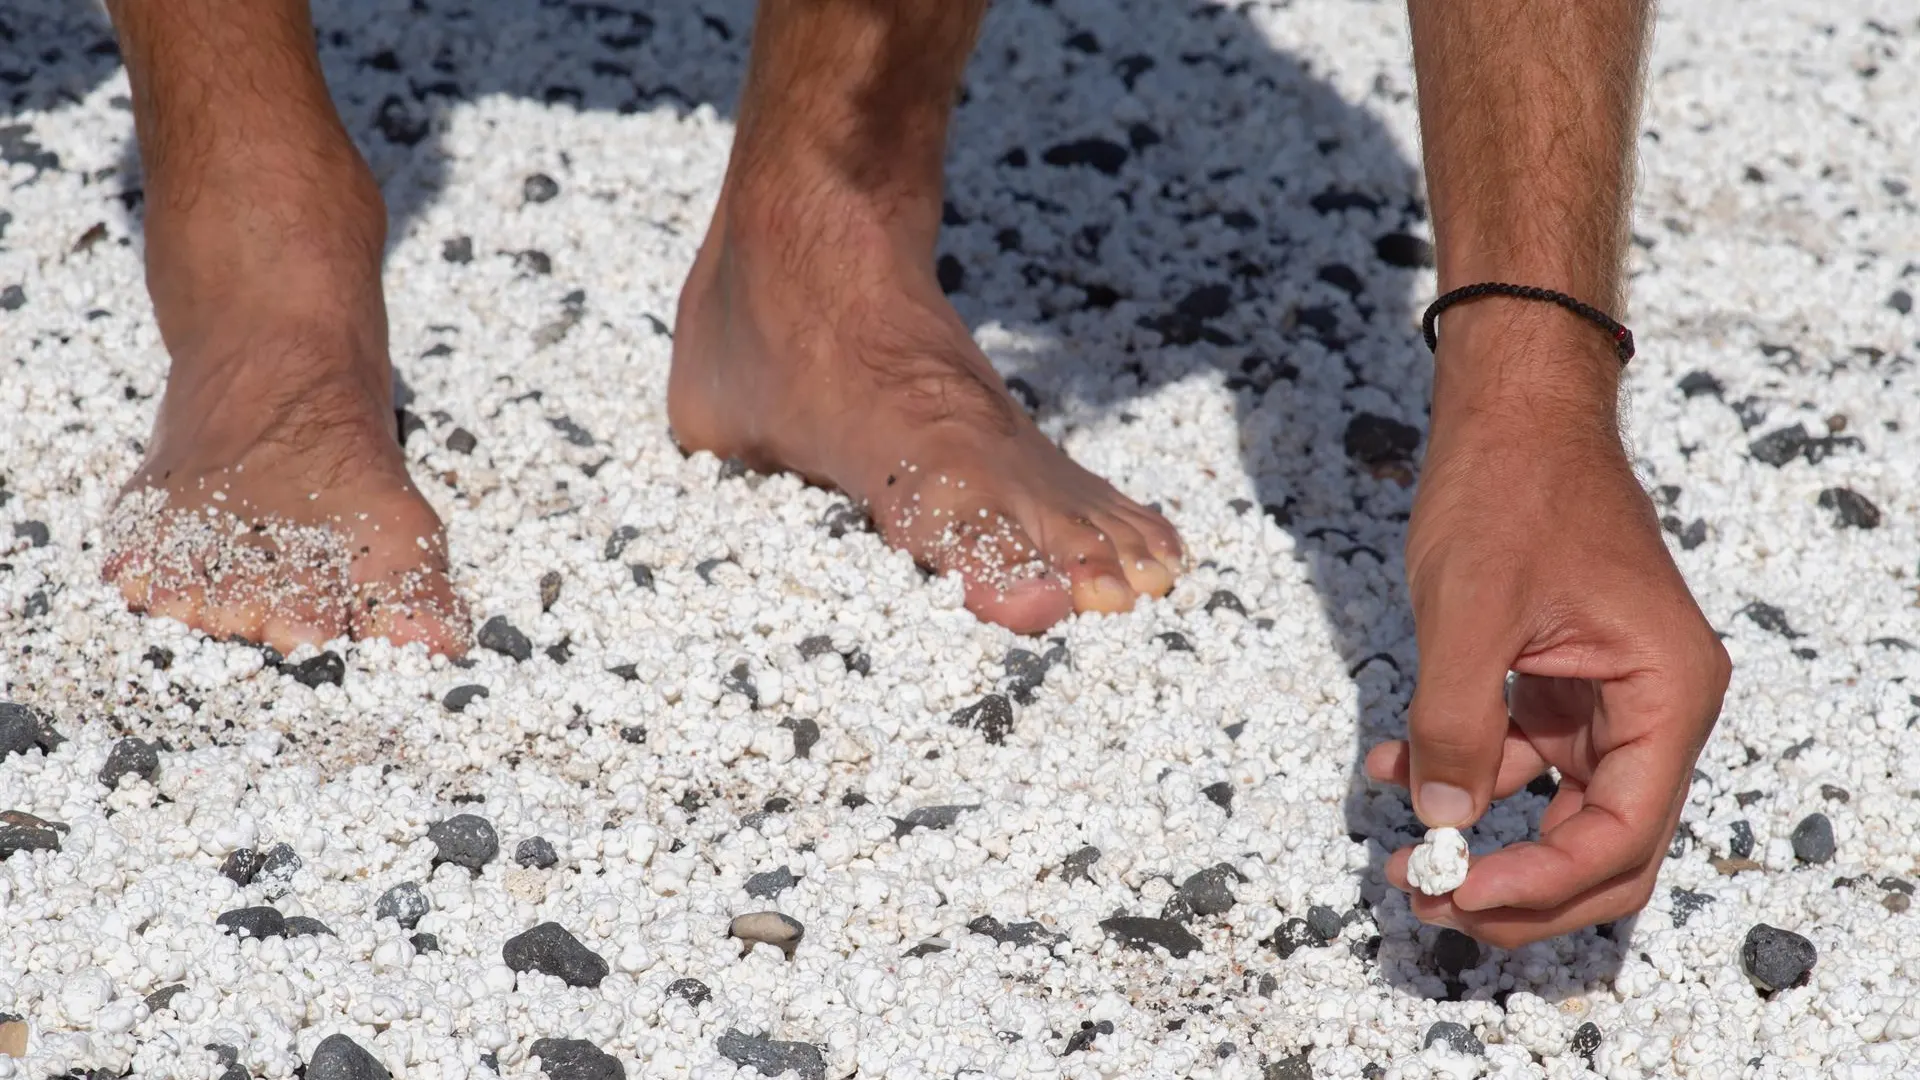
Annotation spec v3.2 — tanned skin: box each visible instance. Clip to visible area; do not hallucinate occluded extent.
[1365,0,1731,946]
[100,0,1724,945]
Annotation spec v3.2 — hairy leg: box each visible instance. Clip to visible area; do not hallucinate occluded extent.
[102,0,465,655]
[672,0,1183,632]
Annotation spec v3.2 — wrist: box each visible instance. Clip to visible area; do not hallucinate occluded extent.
[1428,296,1626,422]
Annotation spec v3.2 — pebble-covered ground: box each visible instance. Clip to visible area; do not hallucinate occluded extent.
[3,1,1918,1077]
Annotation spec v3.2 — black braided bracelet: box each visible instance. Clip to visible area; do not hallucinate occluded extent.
[1421,282,1635,364]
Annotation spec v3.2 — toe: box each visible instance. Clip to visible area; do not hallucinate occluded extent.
[1038,515,1140,615]
[1098,516,1177,599]
[880,497,1072,633]
[1122,504,1185,570]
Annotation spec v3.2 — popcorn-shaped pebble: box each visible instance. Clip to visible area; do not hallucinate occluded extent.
[1407,828,1470,896]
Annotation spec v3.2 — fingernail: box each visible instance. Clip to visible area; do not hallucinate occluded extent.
[1417,782,1474,828]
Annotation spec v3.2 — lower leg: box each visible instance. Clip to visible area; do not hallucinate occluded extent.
[672,0,1184,632]
[103,0,465,654]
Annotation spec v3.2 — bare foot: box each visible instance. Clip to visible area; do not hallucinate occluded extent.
[105,325,467,657]
[670,181,1184,634]
[101,0,467,656]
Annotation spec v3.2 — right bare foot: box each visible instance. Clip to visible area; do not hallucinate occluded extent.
[105,320,468,657]
[97,24,466,656]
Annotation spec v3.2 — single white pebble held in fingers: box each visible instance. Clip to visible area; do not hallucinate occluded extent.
[1406,827,1471,896]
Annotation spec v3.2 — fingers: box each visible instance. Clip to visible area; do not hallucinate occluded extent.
[1386,844,1658,949]
[1448,731,1686,913]
[1406,576,1529,827]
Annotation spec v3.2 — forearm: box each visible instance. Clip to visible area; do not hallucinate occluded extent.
[1408,0,1653,407]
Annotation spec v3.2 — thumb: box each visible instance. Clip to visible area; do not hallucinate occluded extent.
[1406,590,1525,829]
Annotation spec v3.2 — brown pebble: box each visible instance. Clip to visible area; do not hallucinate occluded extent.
[729,911,805,960]
[1886,893,1912,914]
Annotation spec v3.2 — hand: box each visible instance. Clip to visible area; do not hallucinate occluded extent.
[1365,308,1731,948]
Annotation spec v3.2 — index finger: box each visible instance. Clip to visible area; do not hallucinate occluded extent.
[1448,718,1690,913]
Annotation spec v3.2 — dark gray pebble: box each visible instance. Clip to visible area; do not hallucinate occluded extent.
[143,983,188,1014]
[1203,590,1246,616]
[619,725,646,744]
[0,701,65,759]
[950,693,1014,745]
[429,814,498,869]
[604,525,639,561]
[443,236,474,264]
[1729,819,1755,859]
[666,977,711,1007]
[1153,631,1193,653]
[1423,1021,1483,1056]
[1344,413,1421,466]
[285,916,334,938]
[523,174,560,204]
[968,915,1064,949]
[1791,813,1836,863]
[221,847,262,886]
[1178,864,1240,917]
[257,842,301,895]
[1572,1022,1602,1063]
[549,416,595,447]
[1374,232,1434,269]
[443,685,490,713]
[409,932,440,953]
[904,939,949,958]
[630,563,655,589]
[1432,929,1480,977]
[307,1034,390,1080]
[1100,915,1201,959]
[716,1030,827,1080]
[1749,424,1809,467]
[694,556,733,584]
[1265,1051,1313,1079]
[1063,1020,1113,1055]
[529,1038,622,1080]
[797,636,837,661]
[1041,137,1128,175]
[1817,487,1882,529]
[516,836,560,869]
[1678,370,1725,398]
[1670,888,1716,928]
[503,921,608,987]
[1000,648,1049,705]
[0,285,24,311]
[1741,923,1816,992]
[721,661,759,707]
[1267,918,1320,959]
[12,521,49,548]
[539,570,563,612]
[1821,784,1850,803]
[1890,289,1913,315]
[477,616,532,662]
[1739,601,1799,638]
[820,502,869,539]
[607,663,640,682]
[745,865,799,899]
[376,882,430,928]
[99,736,159,788]
[1200,781,1234,815]
[515,249,553,275]
[1060,845,1101,884]
[289,650,345,688]
[891,804,979,838]
[216,906,287,939]
[144,646,174,670]
[778,717,819,759]
[1306,905,1345,944]
[0,824,60,860]
[445,428,478,455]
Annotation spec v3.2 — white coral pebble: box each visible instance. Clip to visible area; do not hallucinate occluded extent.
[1406,827,1470,895]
